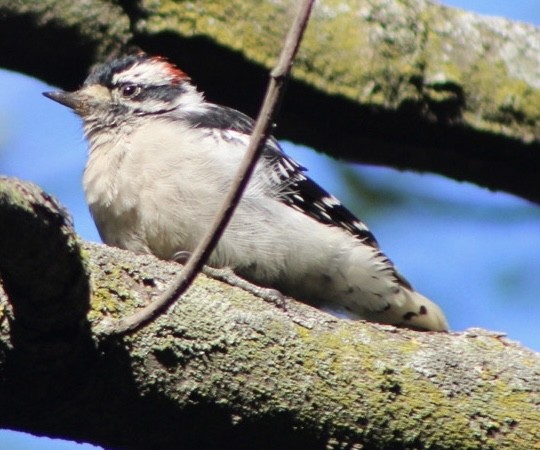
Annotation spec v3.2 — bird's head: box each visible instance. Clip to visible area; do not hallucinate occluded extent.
[43,53,204,133]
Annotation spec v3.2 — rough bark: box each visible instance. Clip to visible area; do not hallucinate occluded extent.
[1,0,540,202]
[0,180,539,450]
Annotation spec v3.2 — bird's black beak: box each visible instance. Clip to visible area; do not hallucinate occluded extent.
[43,91,83,111]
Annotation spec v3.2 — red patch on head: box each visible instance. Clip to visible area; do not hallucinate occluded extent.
[151,56,189,83]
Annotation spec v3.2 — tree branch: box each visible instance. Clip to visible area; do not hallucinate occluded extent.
[1,222,538,448]
[0,177,94,420]
[1,0,539,201]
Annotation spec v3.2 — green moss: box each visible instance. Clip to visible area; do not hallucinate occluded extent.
[460,60,540,138]
[0,182,34,214]
[87,261,146,322]
[144,0,286,66]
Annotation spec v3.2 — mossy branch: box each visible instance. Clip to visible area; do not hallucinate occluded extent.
[0,178,539,449]
[1,0,540,201]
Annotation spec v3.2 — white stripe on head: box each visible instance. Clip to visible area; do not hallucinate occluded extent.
[111,57,188,87]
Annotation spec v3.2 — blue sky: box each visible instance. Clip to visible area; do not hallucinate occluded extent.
[0,1,539,448]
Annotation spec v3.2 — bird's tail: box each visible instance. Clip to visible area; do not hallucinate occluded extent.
[387,288,449,331]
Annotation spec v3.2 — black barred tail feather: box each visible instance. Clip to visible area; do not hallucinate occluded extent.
[372,288,449,331]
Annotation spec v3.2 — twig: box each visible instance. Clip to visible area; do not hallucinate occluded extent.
[98,0,315,335]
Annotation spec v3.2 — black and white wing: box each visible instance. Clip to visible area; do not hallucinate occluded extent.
[182,104,419,285]
[182,104,380,247]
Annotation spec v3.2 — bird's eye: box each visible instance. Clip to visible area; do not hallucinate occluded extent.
[119,84,141,98]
